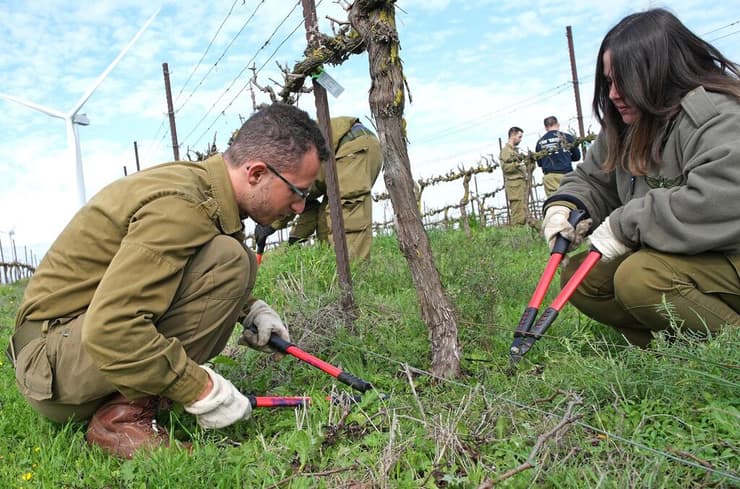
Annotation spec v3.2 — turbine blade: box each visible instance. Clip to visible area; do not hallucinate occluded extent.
[0,92,66,119]
[70,7,161,115]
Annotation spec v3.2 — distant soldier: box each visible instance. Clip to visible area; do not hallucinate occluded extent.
[535,116,581,196]
[499,126,529,226]
[256,116,382,261]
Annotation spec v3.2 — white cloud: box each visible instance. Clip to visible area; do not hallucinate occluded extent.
[2,0,740,257]
[397,0,454,11]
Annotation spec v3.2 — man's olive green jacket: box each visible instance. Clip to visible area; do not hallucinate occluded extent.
[15,155,256,404]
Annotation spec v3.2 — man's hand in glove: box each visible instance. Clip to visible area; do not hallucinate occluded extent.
[588,216,631,262]
[254,224,277,251]
[184,366,252,429]
[238,299,290,353]
[542,205,592,252]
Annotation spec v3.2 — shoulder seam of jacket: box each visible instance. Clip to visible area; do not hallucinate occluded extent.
[681,86,720,127]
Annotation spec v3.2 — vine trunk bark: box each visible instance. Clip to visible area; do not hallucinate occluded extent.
[350,0,460,378]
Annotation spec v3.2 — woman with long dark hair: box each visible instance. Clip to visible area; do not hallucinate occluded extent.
[541,8,740,346]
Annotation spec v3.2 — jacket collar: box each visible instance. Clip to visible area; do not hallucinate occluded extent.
[203,154,244,235]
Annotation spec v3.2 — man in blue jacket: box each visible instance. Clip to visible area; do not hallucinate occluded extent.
[535,116,581,196]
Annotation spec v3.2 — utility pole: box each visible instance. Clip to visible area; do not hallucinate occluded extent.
[0,236,7,284]
[133,141,141,171]
[11,233,18,282]
[300,0,356,325]
[566,26,585,140]
[162,62,180,161]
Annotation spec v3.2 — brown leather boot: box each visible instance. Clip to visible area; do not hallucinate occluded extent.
[86,393,186,459]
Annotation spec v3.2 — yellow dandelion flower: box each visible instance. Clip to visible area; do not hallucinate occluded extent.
[22,472,33,481]
[34,447,40,453]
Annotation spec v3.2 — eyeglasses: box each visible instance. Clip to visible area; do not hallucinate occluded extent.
[262,161,308,201]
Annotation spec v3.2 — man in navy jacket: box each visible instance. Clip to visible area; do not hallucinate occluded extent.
[535,116,581,196]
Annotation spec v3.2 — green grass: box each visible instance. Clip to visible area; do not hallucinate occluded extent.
[1,225,738,488]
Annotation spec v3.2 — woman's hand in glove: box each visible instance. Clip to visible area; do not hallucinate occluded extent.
[588,216,631,262]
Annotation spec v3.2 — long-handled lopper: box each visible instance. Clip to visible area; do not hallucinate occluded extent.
[248,395,310,408]
[509,209,601,364]
[247,394,363,409]
[249,325,373,393]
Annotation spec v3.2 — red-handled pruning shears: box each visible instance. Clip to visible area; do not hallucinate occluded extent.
[243,327,379,409]
[248,325,373,393]
[247,393,364,409]
[509,209,601,364]
[248,395,309,408]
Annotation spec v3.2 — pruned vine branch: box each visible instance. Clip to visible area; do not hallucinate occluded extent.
[276,25,366,104]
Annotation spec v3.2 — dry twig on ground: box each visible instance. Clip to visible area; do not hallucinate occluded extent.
[478,391,584,487]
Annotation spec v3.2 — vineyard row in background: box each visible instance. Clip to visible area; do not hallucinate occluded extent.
[6,137,595,284]
[0,234,37,285]
[262,135,595,247]
[259,143,581,249]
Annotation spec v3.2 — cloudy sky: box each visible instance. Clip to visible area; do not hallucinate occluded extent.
[2,0,740,261]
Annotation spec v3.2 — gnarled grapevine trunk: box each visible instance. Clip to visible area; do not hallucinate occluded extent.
[350,0,460,378]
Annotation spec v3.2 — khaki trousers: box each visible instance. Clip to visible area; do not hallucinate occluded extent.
[543,173,564,197]
[290,200,329,244]
[562,249,740,346]
[13,235,255,422]
[504,178,527,226]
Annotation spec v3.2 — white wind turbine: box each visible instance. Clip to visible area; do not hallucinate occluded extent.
[0,8,160,206]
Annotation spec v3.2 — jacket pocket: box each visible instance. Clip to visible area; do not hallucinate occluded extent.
[341,197,371,232]
[336,147,373,200]
[15,337,53,402]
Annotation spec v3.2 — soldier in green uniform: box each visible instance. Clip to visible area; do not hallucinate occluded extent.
[6,104,328,458]
[256,116,382,261]
[499,126,529,225]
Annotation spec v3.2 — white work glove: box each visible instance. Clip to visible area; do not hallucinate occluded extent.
[542,205,592,252]
[238,299,290,353]
[184,365,252,429]
[588,217,631,262]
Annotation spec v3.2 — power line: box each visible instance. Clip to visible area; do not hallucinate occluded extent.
[406,83,574,170]
[709,28,740,43]
[254,14,305,74]
[411,19,740,168]
[702,19,740,36]
[573,19,740,90]
[140,116,172,165]
[144,1,250,158]
[414,81,573,145]
[185,1,303,147]
[172,0,241,107]
[174,0,267,115]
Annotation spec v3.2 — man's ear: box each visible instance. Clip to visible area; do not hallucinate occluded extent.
[246,161,267,185]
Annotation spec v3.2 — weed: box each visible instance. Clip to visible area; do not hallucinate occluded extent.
[0,226,737,487]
